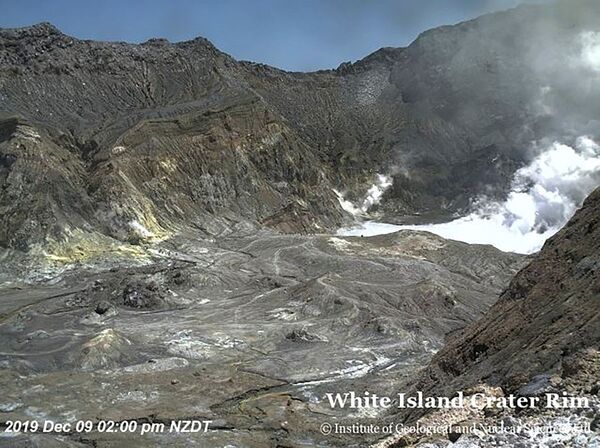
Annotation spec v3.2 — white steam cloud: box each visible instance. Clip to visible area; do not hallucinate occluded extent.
[580,31,600,72]
[334,174,392,215]
[339,137,600,254]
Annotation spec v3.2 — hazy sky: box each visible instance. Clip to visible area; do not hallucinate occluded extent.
[1,0,549,71]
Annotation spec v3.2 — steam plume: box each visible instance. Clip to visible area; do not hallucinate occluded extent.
[340,137,600,254]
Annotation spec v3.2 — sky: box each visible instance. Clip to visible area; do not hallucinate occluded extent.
[1,0,548,71]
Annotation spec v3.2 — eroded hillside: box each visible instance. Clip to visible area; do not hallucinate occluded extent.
[2,0,600,258]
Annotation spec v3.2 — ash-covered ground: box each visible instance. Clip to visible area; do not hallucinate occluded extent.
[0,229,524,447]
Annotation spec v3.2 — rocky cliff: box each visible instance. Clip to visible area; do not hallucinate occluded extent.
[372,187,600,446]
[2,0,600,257]
[416,186,600,395]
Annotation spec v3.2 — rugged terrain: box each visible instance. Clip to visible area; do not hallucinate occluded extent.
[1,1,600,447]
[2,0,600,258]
[0,230,524,447]
[373,187,600,447]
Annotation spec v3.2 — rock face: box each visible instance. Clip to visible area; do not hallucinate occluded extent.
[370,187,600,447]
[415,186,600,395]
[351,189,600,448]
[0,25,348,253]
[2,0,600,253]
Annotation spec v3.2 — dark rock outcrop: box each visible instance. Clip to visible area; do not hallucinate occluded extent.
[415,186,600,397]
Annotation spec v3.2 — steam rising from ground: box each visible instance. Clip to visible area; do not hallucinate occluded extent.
[334,174,392,215]
[337,22,600,254]
[339,138,600,254]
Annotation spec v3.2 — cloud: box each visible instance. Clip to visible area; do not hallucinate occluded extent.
[580,31,600,72]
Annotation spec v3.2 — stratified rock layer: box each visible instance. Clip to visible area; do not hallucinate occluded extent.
[2,0,600,252]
